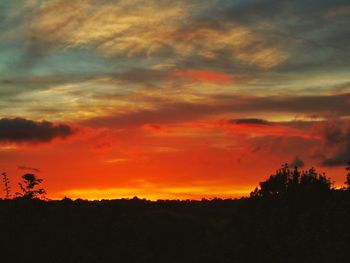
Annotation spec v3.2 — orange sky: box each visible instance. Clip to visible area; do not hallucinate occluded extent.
[1,119,348,200]
[0,0,349,200]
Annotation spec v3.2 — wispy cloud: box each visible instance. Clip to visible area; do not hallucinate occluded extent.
[25,0,289,69]
[84,93,350,128]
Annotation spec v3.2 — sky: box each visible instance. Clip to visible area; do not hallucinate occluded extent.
[0,0,350,200]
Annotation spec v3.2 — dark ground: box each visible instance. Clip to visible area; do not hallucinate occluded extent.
[1,192,350,263]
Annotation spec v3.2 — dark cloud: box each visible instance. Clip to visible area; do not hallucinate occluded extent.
[318,121,350,167]
[18,165,41,173]
[230,118,271,125]
[250,135,315,159]
[243,119,350,168]
[290,156,305,168]
[0,118,74,143]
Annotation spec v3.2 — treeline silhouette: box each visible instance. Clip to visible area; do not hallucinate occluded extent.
[1,162,350,263]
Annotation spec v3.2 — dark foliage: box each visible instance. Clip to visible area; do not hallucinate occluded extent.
[15,173,46,200]
[1,172,11,199]
[346,160,350,189]
[250,164,332,197]
[1,194,350,263]
[1,163,350,262]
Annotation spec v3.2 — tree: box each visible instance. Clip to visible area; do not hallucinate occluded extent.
[345,160,350,190]
[251,164,332,197]
[256,163,291,197]
[299,167,331,192]
[2,172,11,199]
[16,173,46,199]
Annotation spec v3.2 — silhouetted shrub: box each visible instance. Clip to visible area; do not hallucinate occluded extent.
[345,160,350,189]
[16,173,46,200]
[2,172,11,199]
[250,164,332,197]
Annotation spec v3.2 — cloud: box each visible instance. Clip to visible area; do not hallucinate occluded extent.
[290,156,305,168]
[18,165,41,173]
[318,120,350,167]
[24,0,289,69]
[115,68,169,85]
[1,1,349,127]
[169,70,233,85]
[234,118,349,168]
[26,0,193,55]
[85,93,350,128]
[2,0,348,80]
[215,0,350,73]
[230,118,271,125]
[0,118,74,143]
[242,93,350,116]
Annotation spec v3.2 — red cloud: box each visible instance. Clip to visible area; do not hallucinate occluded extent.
[142,124,169,134]
[169,69,233,84]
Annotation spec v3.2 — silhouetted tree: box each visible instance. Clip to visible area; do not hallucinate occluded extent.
[2,172,11,199]
[16,173,46,199]
[251,164,332,197]
[299,167,332,192]
[251,164,292,197]
[261,163,290,196]
[345,160,350,190]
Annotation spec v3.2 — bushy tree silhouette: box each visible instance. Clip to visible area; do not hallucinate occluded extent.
[251,164,332,197]
[16,173,46,199]
[250,163,290,197]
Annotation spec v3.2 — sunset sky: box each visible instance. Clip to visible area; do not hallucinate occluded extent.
[1,0,350,200]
